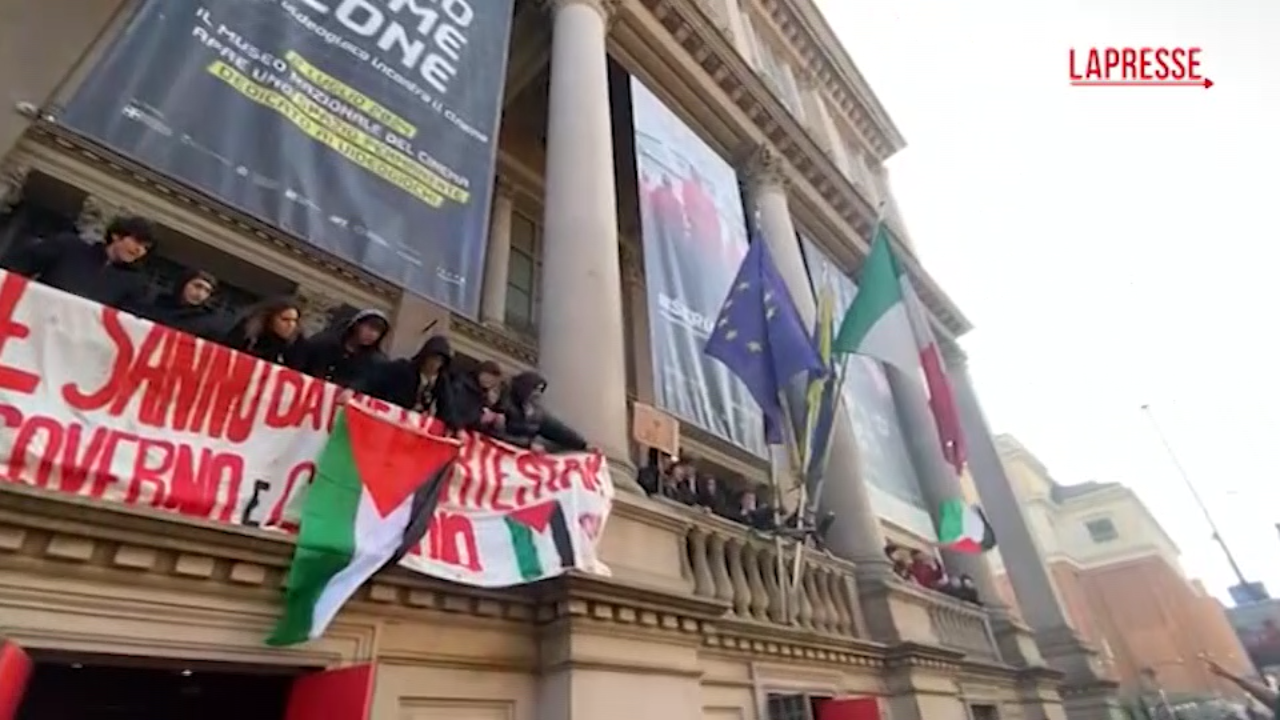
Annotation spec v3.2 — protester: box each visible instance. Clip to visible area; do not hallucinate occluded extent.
[4,215,156,315]
[495,371,589,452]
[736,487,777,532]
[301,309,390,392]
[366,334,456,421]
[149,269,219,338]
[908,549,944,589]
[1206,657,1278,717]
[638,450,673,496]
[222,297,307,369]
[957,574,981,605]
[450,359,506,434]
[662,462,698,505]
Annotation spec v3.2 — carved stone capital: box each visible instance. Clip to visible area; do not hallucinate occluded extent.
[738,143,788,192]
[0,161,31,215]
[76,195,142,243]
[543,0,620,26]
[794,68,818,92]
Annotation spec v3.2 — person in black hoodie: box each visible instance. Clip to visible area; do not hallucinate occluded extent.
[450,359,507,434]
[301,309,390,392]
[496,371,590,452]
[5,215,156,314]
[222,296,307,369]
[366,334,456,420]
[149,270,219,339]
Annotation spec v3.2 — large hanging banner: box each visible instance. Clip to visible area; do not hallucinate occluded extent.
[0,273,612,588]
[799,237,935,539]
[630,78,765,456]
[59,0,515,317]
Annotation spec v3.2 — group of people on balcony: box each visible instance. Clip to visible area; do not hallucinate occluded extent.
[638,452,837,550]
[2,217,595,453]
[886,543,982,606]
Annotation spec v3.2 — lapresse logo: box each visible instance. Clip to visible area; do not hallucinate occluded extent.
[1069,47,1213,88]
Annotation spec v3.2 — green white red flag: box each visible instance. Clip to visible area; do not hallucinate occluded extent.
[937,499,996,554]
[832,226,967,474]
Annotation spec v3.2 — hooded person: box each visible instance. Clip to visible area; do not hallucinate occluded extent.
[149,269,219,339]
[4,215,156,315]
[451,359,506,434]
[300,308,390,392]
[495,371,590,452]
[366,334,457,421]
[222,296,308,369]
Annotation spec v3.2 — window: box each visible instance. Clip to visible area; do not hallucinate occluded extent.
[765,693,832,720]
[969,704,1000,720]
[504,210,540,333]
[1085,517,1119,543]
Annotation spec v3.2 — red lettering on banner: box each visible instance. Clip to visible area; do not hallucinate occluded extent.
[513,452,555,507]
[422,510,481,572]
[1,412,244,522]
[265,461,316,533]
[264,371,328,431]
[0,274,38,395]
[485,443,515,511]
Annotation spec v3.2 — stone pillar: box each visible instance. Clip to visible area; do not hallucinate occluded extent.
[947,350,1119,719]
[884,368,1005,608]
[536,0,639,493]
[479,178,515,326]
[738,143,889,573]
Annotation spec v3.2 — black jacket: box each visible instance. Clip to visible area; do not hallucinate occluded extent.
[493,371,589,452]
[147,272,220,339]
[300,308,390,392]
[450,369,506,433]
[223,324,308,370]
[366,335,457,421]
[5,232,151,315]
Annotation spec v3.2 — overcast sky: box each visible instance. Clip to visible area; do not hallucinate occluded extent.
[818,0,1280,601]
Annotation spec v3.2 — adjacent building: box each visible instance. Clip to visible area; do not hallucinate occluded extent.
[993,435,1253,703]
[0,0,1118,718]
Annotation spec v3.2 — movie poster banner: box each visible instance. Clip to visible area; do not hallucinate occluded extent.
[800,237,935,539]
[630,78,765,456]
[0,273,612,588]
[60,0,515,317]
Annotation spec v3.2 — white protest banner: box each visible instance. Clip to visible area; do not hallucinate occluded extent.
[0,271,612,587]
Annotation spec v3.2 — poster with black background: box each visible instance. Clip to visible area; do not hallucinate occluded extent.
[630,77,766,457]
[61,0,514,316]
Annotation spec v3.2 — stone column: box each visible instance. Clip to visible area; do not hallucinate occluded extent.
[536,0,639,493]
[883,368,1005,608]
[947,350,1119,718]
[479,177,515,326]
[738,143,890,573]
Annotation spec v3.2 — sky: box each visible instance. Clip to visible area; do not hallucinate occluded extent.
[818,0,1280,601]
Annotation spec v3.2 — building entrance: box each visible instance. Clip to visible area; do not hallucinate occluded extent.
[17,652,304,720]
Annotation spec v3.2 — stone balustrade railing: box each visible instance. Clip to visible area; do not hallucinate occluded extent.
[924,589,1000,661]
[680,507,861,638]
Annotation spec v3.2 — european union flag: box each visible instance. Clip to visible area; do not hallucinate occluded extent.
[705,237,825,445]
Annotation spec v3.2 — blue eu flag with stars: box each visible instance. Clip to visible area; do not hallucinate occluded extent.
[705,237,825,445]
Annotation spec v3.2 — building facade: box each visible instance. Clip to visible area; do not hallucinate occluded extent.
[993,435,1253,704]
[0,0,1118,718]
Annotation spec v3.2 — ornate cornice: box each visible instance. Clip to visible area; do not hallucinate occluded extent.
[617,0,970,337]
[451,313,538,365]
[755,0,905,158]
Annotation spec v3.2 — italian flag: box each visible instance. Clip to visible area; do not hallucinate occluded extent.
[937,499,996,553]
[267,404,460,646]
[832,225,967,474]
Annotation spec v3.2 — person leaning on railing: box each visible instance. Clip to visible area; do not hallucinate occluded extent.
[1205,655,1277,715]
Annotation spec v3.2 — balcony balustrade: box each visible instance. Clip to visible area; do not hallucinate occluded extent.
[679,507,861,638]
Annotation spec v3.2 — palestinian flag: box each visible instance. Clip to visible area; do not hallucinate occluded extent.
[833,225,967,474]
[268,404,460,646]
[504,500,576,583]
[937,499,996,554]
